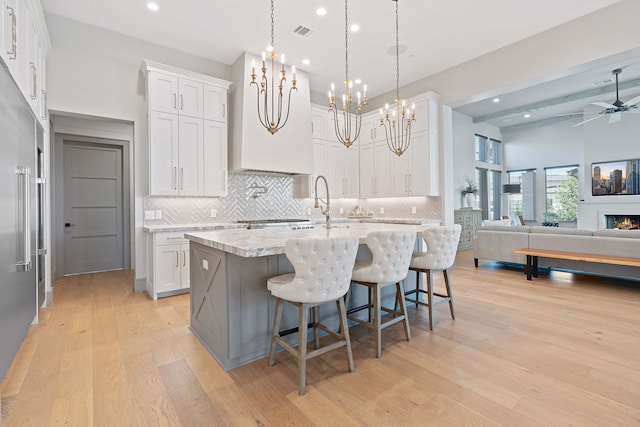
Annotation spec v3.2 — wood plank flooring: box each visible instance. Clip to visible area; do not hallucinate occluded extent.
[2,251,640,426]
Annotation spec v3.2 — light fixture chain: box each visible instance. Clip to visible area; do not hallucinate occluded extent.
[344,0,349,81]
[395,0,399,100]
[270,0,275,49]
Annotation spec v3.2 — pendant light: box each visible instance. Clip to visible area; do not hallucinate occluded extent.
[327,0,367,148]
[250,0,297,135]
[380,0,415,156]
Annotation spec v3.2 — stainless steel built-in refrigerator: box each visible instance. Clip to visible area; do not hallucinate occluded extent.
[0,60,38,381]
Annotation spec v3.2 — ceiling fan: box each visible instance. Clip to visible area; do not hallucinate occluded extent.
[573,68,640,127]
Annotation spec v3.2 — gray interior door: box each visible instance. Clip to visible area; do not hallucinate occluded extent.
[63,143,124,274]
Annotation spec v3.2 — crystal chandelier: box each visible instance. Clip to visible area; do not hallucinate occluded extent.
[327,0,367,148]
[380,0,415,156]
[250,0,297,135]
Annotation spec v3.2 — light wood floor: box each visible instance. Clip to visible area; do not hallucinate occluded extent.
[2,250,640,426]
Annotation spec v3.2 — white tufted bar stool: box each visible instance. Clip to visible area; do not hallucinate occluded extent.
[267,236,359,396]
[406,224,462,330]
[347,230,416,358]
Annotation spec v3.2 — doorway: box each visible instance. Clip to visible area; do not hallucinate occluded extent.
[54,133,131,277]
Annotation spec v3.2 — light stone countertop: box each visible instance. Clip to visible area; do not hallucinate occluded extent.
[143,222,244,233]
[359,217,441,225]
[185,222,428,258]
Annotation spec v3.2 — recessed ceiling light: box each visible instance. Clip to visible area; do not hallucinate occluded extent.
[524,113,531,118]
[354,78,362,84]
[302,58,310,65]
[350,23,360,32]
[493,98,500,103]
[316,7,327,16]
[147,2,159,11]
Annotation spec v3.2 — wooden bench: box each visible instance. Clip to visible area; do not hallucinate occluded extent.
[513,248,640,280]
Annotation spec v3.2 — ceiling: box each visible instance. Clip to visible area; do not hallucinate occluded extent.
[41,0,639,131]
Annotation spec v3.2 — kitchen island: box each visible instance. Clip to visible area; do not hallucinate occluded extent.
[185,222,429,370]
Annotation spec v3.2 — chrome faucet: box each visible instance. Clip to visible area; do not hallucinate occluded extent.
[314,175,331,229]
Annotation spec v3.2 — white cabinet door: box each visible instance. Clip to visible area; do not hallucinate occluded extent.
[149,111,179,195]
[391,145,411,195]
[180,243,190,289]
[149,72,178,114]
[410,98,429,134]
[3,0,24,89]
[178,78,203,118]
[37,41,46,123]
[0,0,5,66]
[408,131,439,196]
[361,115,383,144]
[203,84,227,122]
[311,108,328,140]
[374,141,393,197]
[155,243,181,293]
[327,141,345,197]
[24,8,37,112]
[178,116,204,196]
[359,143,374,197]
[203,119,228,197]
[344,146,359,197]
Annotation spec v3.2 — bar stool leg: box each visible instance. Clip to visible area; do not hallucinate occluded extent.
[337,297,355,372]
[269,298,284,365]
[396,282,411,341]
[443,269,455,319]
[426,271,434,331]
[298,303,309,395]
[415,270,421,307]
[312,306,320,349]
[374,285,382,358]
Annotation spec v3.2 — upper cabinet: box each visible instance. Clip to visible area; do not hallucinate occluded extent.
[143,60,232,197]
[1,0,49,127]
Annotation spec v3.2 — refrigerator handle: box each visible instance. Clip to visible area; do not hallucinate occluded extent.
[16,167,32,272]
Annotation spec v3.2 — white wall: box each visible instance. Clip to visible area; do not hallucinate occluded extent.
[578,105,640,229]
[45,14,230,284]
[452,112,502,210]
[503,123,584,223]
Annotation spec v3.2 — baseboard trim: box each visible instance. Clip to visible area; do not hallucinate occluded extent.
[134,277,147,292]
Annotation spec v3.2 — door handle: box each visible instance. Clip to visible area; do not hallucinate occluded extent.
[64,223,76,228]
[16,167,32,272]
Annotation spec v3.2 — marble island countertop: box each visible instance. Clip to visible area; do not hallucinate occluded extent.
[185,222,432,258]
[143,222,245,233]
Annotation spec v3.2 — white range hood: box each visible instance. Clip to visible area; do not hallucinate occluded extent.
[229,52,313,175]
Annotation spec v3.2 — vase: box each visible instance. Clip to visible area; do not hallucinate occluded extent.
[465,193,476,209]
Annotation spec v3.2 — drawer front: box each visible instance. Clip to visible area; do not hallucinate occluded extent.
[155,232,189,245]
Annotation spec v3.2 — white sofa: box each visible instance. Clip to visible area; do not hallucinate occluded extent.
[473,225,640,280]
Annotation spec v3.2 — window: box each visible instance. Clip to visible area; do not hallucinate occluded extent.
[474,134,501,165]
[506,169,536,220]
[476,168,501,220]
[545,165,579,222]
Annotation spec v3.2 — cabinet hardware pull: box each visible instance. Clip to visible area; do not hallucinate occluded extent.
[166,237,184,240]
[15,167,32,272]
[7,6,17,59]
[409,174,412,193]
[180,167,184,190]
[176,251,179,268]
[173,93,177,108]
[30,63,37,100]
[180,94,183,110]
[222,169,227,192]
[173,167,177,189]
[41,90,47,119]
[183,250,186,267]
[222,103,225,118]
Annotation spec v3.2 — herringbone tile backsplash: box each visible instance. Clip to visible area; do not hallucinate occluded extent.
[144,173,441,225]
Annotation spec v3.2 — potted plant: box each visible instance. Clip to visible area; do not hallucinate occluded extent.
[461,177,478,208]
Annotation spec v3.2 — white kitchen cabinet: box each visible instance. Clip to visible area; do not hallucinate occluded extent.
[203,119,228,197]
[144,61,232,197]
[361,140,394,198]
[147,232,190,300]
[148,72,204,118]
[361,114,383,144]
[311,107,328,140]
[359,143,374,197]
[390,131,439,196]
[203,83,227,122]
[327,141,359,198]
[296,138,328,198]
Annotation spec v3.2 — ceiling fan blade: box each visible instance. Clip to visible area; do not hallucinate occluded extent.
[591,101,616,109]
[608,113,621,124]
[623,95,640,107]
[572,114,603,127]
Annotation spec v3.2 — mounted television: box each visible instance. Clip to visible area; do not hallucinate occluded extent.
[591,159,640,196]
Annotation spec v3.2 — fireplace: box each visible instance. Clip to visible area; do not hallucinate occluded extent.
[605,214,640,230]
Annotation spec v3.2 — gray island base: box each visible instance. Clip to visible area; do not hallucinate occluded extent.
[185,223,427,371]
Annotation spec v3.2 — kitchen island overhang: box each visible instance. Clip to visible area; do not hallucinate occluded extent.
[185,223,429,371]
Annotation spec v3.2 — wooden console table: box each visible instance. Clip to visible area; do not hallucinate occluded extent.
[514,248,640,280]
